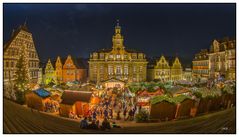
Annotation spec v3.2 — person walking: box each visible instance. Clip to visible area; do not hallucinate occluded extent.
[109,107,113,119]
[104,109,108,119]
[123,107,127,121]
[80,117,88,129]
[92,110,97,120]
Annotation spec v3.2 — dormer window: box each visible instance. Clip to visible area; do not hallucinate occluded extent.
[109,54,113,59]
[116,54,121,59]
[100,53,104,59]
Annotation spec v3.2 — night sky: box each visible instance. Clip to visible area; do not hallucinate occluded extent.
[3,3,236,64]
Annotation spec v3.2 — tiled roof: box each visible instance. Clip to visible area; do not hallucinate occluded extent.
[4,24,30,52]
[61,90,92,105]
[71,57,87,69]
[33,88,51,98]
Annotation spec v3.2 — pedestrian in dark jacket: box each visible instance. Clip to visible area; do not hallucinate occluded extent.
[88,120,98,130]
[123,107,127,120]
[101,118,111,130]
[104,109,108,119]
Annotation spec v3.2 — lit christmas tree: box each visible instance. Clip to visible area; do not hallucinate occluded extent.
[14,44,30,104]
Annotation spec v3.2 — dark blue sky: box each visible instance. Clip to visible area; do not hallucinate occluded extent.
[3,3,236,63]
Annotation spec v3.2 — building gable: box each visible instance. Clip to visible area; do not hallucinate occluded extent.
[172,57,182,69]
[63,55,76,69]
[155,56,170,69]
[55,56,63,69]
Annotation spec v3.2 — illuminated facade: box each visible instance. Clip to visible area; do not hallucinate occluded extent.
[55,56,63,82]
[3,23,40,87]
[192,38,236,80]
[44,59,57,84]
[208,39,236,80]
[147,56,171,81]
[62,55,87,83]
[192,49,209,79]
[88,21,148,84]
[147,56,183,81]
[170,57,183,81]
[183,68,192,81]
[44,55,87,84]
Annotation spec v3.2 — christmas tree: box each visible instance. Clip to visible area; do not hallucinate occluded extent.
[14,44,30,104]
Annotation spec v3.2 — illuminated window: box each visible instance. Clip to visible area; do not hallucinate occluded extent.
[100,65,104,73]
[100,53,104,59]
[139,66,143,72]
[109,54,113,59]
[133,66,137,73]
[116,54,121,59]
[116,66,121,74]
[124,66,128,74]
[108,65,113,75]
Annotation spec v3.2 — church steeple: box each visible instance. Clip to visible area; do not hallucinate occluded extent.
[112,20,124,50]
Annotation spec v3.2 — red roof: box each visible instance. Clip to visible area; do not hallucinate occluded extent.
[137,102,149,106]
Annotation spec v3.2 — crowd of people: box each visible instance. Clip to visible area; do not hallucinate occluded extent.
[79,117,121,130]
[84,88,138,122]
[44,100,59,113]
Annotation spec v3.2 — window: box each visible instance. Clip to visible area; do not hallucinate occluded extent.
[116,66,121,74]
[139,66,143,72]
[109,54,113,59]
[100,53,104,59]
[6,62,9,68]
[100,65,104,73]
[132,54,137,59]
[93,65,97,73]
[138,53,143,59]
[124,66,128,74]
[116,54,121,59]
[11,62,14,67]
[133,66,137,73]
[93,53,98,59]
[108,65,113,75]
[124,54,127,59]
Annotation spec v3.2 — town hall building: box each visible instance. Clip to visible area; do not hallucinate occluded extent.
[88,21,148,84]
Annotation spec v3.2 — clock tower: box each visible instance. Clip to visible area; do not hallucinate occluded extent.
[112,20,125,51]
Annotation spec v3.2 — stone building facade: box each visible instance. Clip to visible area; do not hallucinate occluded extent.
[3,23,40,88]
[208,39,236,80]
[147,56,183,82]
[192,49,209,80]
[44,55,87,84]
[88,21,148,84]
[192,38,236,80]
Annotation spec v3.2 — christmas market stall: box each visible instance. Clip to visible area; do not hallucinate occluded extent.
[59,90,92,117]
[149,95,177,121]
[136,90,151,110]
[174,95,196,119]
[192,87,222,115]
[102,78,126,89]
[25,88,51,111]
[136,89,164,111]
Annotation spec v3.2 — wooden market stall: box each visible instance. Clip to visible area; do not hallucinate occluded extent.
[137,89,165,111]
[25,88,51,111]
[150,100,177,121]
[175,98,196,119]
[102,78,125,89]
[59,90,92,117]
